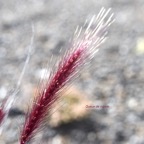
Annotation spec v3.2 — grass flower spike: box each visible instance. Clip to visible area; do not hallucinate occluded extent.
[20,7,114,144]
[0,24,34,127]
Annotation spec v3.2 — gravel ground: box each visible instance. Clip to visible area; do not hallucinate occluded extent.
[0,0,144,144]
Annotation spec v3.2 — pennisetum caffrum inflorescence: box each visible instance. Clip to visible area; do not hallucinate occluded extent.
[0,26,34,128]
[0,7,114,144]
[20,7,114,144]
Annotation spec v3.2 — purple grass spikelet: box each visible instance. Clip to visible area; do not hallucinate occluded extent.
[20,7,114,144]
[0,24,34,129]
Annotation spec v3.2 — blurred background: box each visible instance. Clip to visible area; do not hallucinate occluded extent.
[0,0,144,144]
